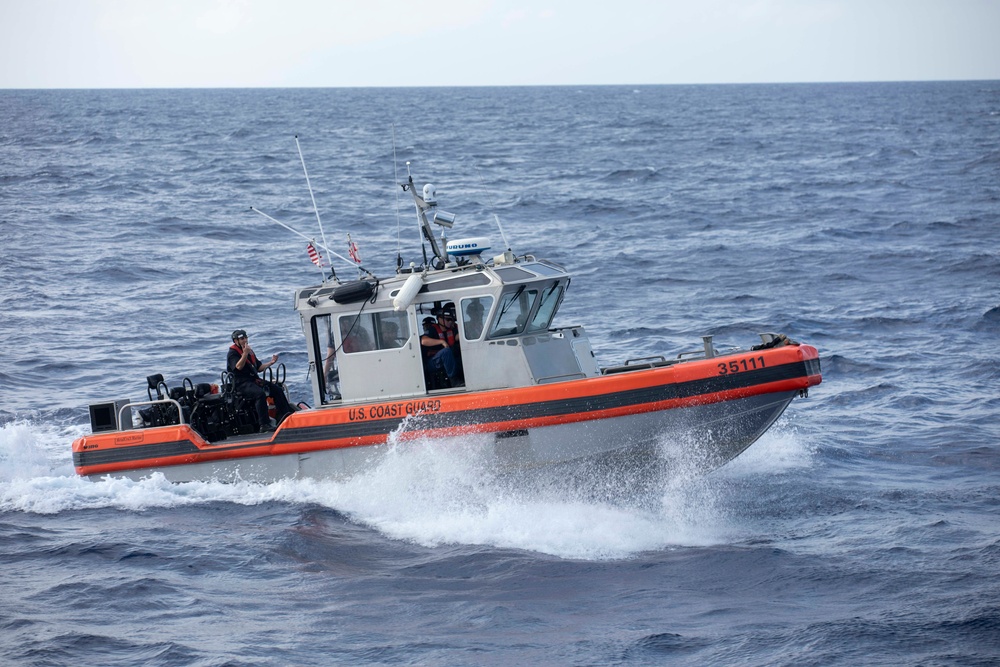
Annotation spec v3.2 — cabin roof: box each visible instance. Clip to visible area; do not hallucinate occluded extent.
[295,258,568,314]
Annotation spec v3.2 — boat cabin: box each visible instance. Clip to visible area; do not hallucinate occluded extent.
[295,256,600,405]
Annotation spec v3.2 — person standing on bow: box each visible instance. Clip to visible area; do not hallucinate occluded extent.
[227,329,294,432]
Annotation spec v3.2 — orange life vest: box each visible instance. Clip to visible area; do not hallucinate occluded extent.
[424,322,457,357]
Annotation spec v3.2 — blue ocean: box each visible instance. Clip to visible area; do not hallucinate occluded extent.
[1,82,999,665]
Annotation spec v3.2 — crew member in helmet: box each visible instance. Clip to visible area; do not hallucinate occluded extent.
[420,303,464,387]
[227,329,294,432]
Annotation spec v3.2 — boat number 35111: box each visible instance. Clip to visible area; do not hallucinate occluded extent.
[718,356,767,375]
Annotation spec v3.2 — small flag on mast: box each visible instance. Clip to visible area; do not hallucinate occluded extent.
[307,242,323,267]
[347,234,361,264]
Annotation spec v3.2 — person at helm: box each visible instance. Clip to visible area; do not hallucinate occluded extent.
[420,303,464,387]
[226,329,294,432]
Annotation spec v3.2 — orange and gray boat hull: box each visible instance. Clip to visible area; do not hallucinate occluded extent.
[73,344,821,483]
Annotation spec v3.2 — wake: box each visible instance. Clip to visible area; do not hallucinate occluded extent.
[0,417,812,559]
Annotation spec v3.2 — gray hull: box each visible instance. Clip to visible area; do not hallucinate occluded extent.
[97,391,796,484]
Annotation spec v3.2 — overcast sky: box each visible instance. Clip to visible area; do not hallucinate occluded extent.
[2,0,998,88]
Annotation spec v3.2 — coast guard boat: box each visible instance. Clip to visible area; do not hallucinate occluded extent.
[72,162,822,483]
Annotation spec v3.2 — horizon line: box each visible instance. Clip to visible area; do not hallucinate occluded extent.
[3,77,999,92]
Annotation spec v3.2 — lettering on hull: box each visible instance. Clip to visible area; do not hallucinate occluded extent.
[348,399,442,422]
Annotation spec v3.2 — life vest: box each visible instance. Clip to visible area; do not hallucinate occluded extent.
[424,322,457,357]
[229,344,261,384]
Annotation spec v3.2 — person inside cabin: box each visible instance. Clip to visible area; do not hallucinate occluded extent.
[463,299,485,340]
[379,320,402,349]
[340,316,373,353]
[421,304,464,387]
[227,329,295,432]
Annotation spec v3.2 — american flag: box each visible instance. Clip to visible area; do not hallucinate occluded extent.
[347,234,361,264]
[306,242,323,267]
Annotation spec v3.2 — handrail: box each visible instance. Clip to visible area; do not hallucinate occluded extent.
[119,398,185,428]
[536,372,587,384]
[624,355,667,366]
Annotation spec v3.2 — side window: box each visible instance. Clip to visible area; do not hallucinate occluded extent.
[312,314,339,402]
[488,288,538,338]
[461,296,493,341]
[339,314,374,353]
[373,310,410,349]
[339,311,410,353]
[315,314,334,360]
[526,283,564,332]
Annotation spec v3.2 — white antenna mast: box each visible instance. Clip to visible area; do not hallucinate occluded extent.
[250,207,375,278]
[476,165,512,252]
[392,124,403,272]
[295,135,332,276]
[406,161,428,267]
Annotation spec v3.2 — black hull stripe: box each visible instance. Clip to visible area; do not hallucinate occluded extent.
[76,359,819,469]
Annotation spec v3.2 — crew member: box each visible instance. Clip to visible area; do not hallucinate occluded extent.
[227,329,294,432]
[463,299,485,340]
[420,304,463,387]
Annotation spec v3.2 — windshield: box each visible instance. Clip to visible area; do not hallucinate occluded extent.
[526,283,564,332]
[488,288,538,338]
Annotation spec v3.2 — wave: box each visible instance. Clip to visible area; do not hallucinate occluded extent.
[819,354,885,377]
[961,150,1000,172]
[599,167,660,184]
[0,419,813,560]
[822,271,862,282]
[941,254,1000,277]
[824,382,899,407]
[978,305,1000,330]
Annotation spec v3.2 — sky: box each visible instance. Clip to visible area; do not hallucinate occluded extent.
[1,0,998,88]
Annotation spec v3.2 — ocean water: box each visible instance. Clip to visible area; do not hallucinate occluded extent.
[1,82,999,665]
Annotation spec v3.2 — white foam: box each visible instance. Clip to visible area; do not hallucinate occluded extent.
[719,418,815,477]
[279,434,740,559]
[0,419,80,481]
[0,418,811,559]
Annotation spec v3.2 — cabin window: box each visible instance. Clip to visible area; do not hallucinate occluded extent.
[527,262,566,277]
[488,287,539,338]
[461,296,493,340]
[494,266,535,282]
[373,310,410,349]
[338,310,411,353]
[526,283,564,333]
[422,272,491,293]
[338,314,374,353]
[311,314,339,403]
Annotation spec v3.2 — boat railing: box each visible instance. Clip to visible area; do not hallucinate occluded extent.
[600,356,676,375]
[625,355,667,366]
[536,372,588,384]
[120,398,186,428]
[677,336,718,360]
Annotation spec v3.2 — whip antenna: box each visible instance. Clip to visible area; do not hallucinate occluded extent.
[295,135,332,276]
[250,207,376,279]
[476,165,512,252]
[392,124,403,272]
[406,161,429,268]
